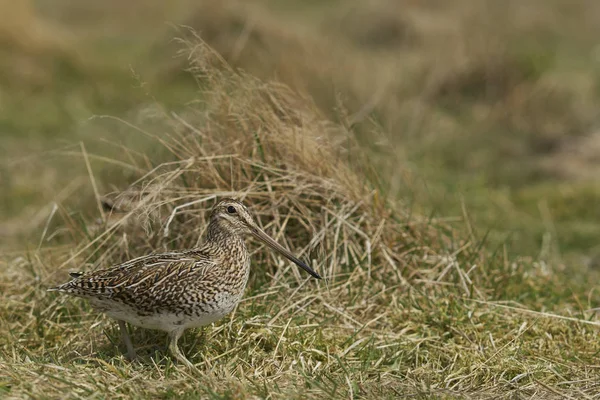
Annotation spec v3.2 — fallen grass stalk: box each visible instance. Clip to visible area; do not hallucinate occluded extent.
[470,299,600,328]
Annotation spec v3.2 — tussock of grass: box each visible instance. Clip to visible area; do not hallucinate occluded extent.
[1,37,599,399]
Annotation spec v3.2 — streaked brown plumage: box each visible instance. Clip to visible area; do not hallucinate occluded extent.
[49,198,321,367]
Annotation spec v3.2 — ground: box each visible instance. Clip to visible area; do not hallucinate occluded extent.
[1,1,600,399]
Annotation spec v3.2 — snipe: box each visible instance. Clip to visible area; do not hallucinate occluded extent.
[49,198,321,367]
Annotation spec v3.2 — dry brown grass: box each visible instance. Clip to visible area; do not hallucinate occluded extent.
[148,0,600,196]
[2,1,600,398]
[1,36,600,399]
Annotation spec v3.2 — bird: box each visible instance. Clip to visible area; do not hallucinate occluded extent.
[48,198,321,368]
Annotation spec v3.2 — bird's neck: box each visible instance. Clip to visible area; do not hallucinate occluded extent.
[204,218,250,271]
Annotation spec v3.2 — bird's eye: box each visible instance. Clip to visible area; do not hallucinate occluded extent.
[227,205,236,214]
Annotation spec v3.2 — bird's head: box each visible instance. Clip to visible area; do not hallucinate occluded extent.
[210,198,321,279]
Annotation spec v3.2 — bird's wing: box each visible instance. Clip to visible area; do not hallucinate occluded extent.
[53,250,215,298]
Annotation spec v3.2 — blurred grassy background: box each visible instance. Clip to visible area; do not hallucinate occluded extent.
[1,0,600,270]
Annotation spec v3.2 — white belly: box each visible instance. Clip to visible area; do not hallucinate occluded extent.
[89,293,240,332]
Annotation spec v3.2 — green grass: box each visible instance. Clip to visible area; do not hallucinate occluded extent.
[1,1,600,398]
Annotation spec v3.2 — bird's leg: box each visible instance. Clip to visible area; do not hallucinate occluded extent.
[168,328,195,369]
[118,320,136,360]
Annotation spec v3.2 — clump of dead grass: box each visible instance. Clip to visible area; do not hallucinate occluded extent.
[1,36,600,399]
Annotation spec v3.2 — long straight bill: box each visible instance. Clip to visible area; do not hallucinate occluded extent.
[251,227,322,279]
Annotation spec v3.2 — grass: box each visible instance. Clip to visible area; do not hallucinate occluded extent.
[1,1,600,399]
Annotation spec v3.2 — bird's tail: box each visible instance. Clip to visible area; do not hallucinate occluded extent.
[47,272,83,292]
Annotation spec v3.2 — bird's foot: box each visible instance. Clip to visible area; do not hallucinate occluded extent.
[118,320,137,361]
[168,329,200,373]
